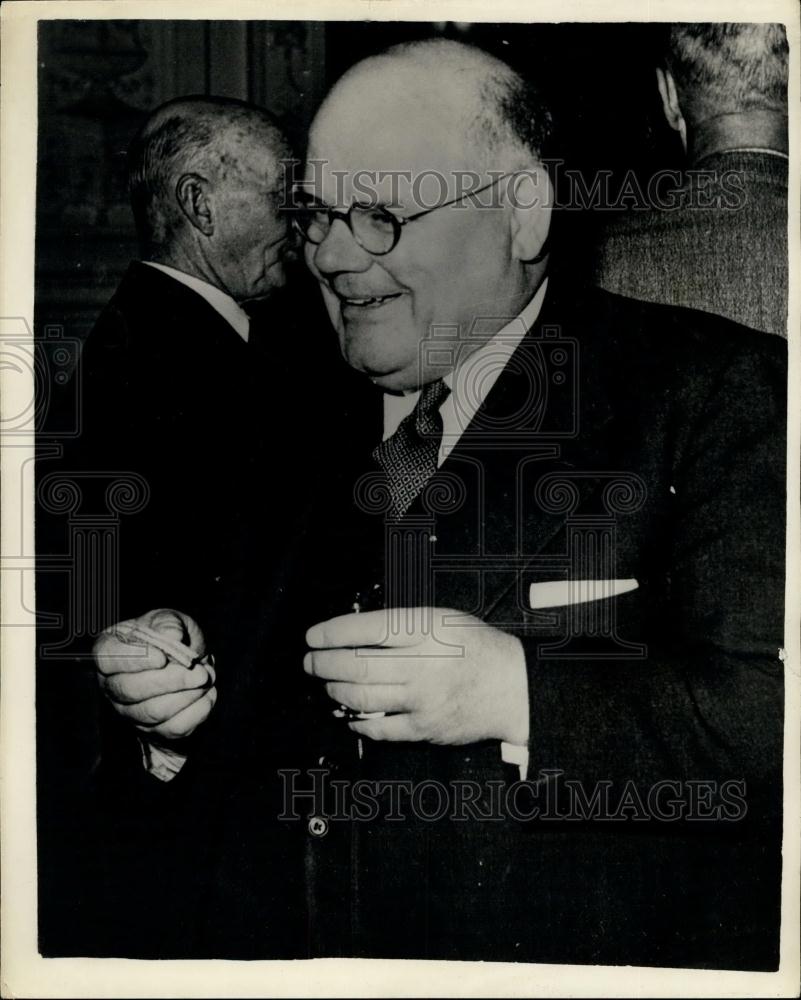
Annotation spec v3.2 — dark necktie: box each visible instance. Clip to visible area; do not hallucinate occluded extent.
[371,378,451,518]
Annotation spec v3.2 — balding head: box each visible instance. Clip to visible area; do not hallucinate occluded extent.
[127,96,292,302]
[302,39,553,392]
[311,39,551,179]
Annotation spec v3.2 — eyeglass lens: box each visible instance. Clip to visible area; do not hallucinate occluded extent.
[296,203,399,254]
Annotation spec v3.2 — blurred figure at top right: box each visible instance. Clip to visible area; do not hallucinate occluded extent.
[593,23,788,337]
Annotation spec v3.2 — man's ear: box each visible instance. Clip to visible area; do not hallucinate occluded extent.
[508,167,552,264]
[656,67,687,151]
[175,173,214,236]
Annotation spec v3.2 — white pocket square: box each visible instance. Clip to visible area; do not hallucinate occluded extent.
[529,578,639,610]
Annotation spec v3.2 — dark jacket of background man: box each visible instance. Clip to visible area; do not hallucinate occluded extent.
[36,96,324,958]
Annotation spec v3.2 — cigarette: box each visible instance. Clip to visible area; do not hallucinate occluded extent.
[112,621,206,669]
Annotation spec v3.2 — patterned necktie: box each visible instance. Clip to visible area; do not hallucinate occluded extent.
[372,378,451,518]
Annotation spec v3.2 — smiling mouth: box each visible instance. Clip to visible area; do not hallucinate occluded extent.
[340,292,403,309]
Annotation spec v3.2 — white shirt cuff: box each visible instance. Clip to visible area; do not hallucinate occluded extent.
[500,741,529,781]
[139,738,189,782]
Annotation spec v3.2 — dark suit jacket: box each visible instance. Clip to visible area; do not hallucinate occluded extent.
[592,150,788,337]
[59,261,284,619]
[286,280,786,969]
[37,261,326,957]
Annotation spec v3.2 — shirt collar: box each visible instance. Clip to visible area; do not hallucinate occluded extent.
[689,110,788,164]
[143,261,250,343]
[383,277,549,446]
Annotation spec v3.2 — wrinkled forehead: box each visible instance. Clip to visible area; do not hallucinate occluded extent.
[304,76,484,210]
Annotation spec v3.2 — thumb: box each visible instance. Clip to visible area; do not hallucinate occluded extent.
[144,608,186,643]
[144,608,207,659]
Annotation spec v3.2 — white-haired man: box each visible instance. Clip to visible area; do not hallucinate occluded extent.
[594,23,789,336]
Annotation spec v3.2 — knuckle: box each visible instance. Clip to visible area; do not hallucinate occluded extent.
[194,700,213,726]
[177,665,198,690]
[93,651,118,676]
[152,715,187,741]
[93,623,128,658]
[104,677,127,703]
[154,721,184,740]
[157,674,183,698]
[179,689,202,710]
[123,677,155,704]
[135,699,167,726]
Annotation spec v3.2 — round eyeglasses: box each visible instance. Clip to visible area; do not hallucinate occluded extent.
[292,173,515,256]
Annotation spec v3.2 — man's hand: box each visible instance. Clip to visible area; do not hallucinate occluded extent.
[94,608,217,741]
[304,608,529,746]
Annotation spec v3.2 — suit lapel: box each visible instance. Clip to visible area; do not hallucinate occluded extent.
[398,287,617,617]
[317,280,622,621]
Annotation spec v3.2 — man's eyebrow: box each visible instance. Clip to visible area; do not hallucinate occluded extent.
[292,188,402,214]
[355,198,401,213]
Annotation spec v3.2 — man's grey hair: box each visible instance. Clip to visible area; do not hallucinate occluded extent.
[665,23,788,125]
[128,95,288,257]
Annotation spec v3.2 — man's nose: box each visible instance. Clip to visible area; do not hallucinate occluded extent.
[311,218,373,275]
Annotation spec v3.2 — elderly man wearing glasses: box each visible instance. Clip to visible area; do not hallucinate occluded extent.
[95,38,786,968]
[290,37,786,968]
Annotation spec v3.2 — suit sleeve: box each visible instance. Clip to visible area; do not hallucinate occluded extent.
[523,339,786,798]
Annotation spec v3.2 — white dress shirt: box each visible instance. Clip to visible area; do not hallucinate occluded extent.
[143,261,250,342]
[383,279,548,453]
[382,278,549,780]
